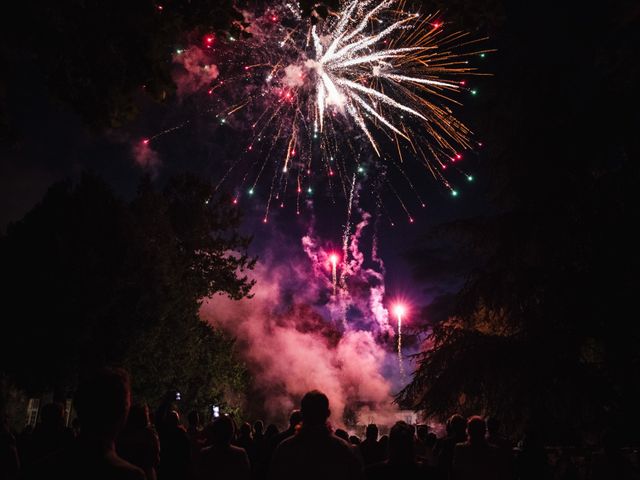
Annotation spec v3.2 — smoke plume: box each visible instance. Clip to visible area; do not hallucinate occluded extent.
[200,211,400,426]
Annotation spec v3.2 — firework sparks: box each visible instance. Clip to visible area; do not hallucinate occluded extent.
[151,0,488,220]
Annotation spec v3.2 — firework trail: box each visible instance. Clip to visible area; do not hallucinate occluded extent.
[150,0,488,218]
[330,253,339,295]
[393,303,406,380]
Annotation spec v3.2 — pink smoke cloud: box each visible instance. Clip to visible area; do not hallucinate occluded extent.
[172,47,220,97]
[200,211,400,425]
[201,262,393,425]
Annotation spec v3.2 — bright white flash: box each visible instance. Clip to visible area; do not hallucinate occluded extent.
[306,0,459,154]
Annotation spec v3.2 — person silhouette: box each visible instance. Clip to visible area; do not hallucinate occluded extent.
[269,390,362,480]
[359,424,384,466]
[259,410,302,478]
[452,416,506,480]
[158,410,193,480]
[1,414,20,480]
[25,367,145,479]
[24,402,74,466]
[435,413,466,479]
[365,421,427,480]
[117,403,160,480]
[197,415,250,480]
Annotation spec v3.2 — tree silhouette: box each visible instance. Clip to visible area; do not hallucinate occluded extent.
[1,172,255,408]
[398,0,640,443]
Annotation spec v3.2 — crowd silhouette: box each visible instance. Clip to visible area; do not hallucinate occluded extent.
[1,367,638,479]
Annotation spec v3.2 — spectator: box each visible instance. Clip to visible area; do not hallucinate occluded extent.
[269,390,362,480]
[264,424,279,441]
[24,367,145,479]
[23,402,73,466]
[197,416,250,480]
[260,410,302,476]
[359,424,384,466]
[378,435,389,461]
[365,421,426,480]
[452,416,506,480]
[186,411,205,455]
[236,422,257,468]
[253,421,265,445]
[415,425,429,459]
[1,414,20,480]
[157,410,193,480]
[435,414,466,479]
[117,403,160,480]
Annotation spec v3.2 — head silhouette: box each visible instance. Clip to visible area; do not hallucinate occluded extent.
[265,424,279,438]
[253,420,264,435]
[210,416,235,445]
[166,410,181,428]
[74,368,131,440]
[416,424,429,441]
[288,410,303,429]
[448,414,467,439]
[240,422,252,438]
[335,429,349,441]
[300,390,330,427]
[365,423,378,441]
[389,421,415,464]
[467,416,487,444]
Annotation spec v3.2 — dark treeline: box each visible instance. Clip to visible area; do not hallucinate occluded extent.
[0,173,255,410]
[398,0,640,445]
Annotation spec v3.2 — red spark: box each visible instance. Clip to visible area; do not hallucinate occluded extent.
[204,35,215,48]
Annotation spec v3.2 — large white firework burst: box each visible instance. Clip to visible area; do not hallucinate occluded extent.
[156,0,489,221]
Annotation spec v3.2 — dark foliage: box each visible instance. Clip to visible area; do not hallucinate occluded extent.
[0,173,255,408]
[398,0,640,443]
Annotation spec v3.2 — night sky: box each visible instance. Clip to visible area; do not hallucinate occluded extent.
[1,0,636,354]
[0,6,495,312]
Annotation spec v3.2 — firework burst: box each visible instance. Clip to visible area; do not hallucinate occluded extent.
[151,0,489,221]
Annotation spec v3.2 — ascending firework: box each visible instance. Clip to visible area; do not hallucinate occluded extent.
[329,253,339,295]
[149,0,488,220]
[393,303,407,379]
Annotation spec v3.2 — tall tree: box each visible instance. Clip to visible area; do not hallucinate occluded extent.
[0,172,255,408]
[398,0,640,443]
